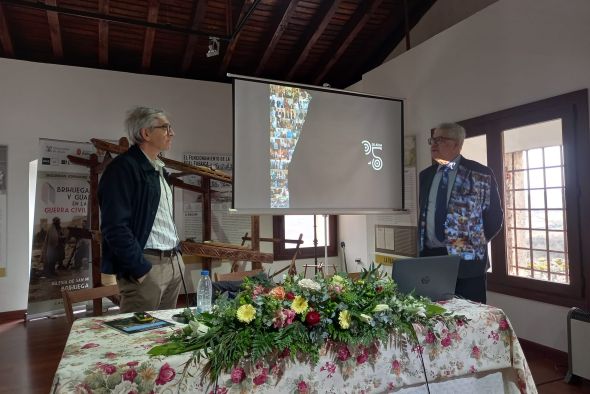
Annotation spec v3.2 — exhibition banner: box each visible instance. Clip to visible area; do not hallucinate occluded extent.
[27,139,97,317]
[182,153,250,244]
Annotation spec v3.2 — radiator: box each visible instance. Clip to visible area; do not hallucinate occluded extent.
[566,307,590,382]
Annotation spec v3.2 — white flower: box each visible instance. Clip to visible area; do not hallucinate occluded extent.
[372,304,390,313]
[298,278,321,292]
[359,313,373,324]
[416,306,427,318]
[110,381,138,394]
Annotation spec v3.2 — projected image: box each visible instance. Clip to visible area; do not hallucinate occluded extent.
[269,85,312,208]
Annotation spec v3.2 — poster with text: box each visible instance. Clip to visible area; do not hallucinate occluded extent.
[0,146,6,277]
[27,139,97,317]
[182,153,250,244]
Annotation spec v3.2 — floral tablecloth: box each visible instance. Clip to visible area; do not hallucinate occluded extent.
[52,299,536,393]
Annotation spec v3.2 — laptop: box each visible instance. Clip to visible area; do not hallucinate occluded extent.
[391,255,460,301]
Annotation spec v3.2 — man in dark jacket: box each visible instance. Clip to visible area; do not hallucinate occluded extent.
[418,122,503,303]
[98,106,184,312]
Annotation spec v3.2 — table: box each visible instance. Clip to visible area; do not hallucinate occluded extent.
[52,299,537,393]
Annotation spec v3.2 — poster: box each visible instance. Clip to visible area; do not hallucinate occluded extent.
[182,153,250,244]
[27,139,98,317]
[0,146,6,277]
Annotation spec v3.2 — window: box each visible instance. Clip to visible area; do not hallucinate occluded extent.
[459,90,590,308]
[273,215,338,260]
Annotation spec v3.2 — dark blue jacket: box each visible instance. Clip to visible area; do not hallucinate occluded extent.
[98,144,163,280]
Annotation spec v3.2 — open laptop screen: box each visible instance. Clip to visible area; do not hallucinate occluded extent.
[391,255,460,301]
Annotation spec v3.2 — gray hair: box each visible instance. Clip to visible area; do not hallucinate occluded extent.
[435,122,466,144]
[125,106,168,145]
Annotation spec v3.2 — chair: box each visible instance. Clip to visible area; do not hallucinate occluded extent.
[214,269,263,282]
[62,284,120,325]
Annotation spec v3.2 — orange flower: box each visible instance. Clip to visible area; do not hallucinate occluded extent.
[269,286,286,300]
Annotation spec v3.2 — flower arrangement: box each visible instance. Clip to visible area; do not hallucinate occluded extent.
[148,267,464,384]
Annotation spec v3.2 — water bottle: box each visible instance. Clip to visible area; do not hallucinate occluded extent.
[196,270,212,313]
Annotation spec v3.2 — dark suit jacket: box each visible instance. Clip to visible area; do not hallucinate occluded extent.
[418,156,503,277]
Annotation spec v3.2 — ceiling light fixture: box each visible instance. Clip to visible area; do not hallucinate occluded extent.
[206,37,220,58]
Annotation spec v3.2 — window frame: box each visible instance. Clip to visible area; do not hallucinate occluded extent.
[273,215,338,261]
[459,89,590,308]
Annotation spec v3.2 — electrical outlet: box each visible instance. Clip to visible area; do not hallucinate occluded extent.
[355,258,362,264]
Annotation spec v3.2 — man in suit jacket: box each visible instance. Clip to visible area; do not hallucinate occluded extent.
[418,122,503,303]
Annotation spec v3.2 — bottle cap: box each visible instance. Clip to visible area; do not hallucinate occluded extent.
[201,270,209,276]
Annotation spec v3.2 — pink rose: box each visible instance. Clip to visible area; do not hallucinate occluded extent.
[123,368,138,382]
[99,364,117,374]
[155,363,176,385]
[499,319,509,331]
[252,285,266,297]
[230,367,246,384]
[127,361,139,367]
[356,350,368,364]
[81,343,99,349]
[471,345,481,359]
[285,309,296,325]
[253,372,267,385]
[337,346,351,361]
[297,380,309,393]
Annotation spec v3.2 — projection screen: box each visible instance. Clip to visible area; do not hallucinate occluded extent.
[231,75,404,214]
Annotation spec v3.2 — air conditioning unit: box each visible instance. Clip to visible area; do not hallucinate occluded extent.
[565,307,590,382]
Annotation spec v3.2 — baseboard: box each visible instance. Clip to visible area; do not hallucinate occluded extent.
[0,309,26,324]
[519,337,568,365]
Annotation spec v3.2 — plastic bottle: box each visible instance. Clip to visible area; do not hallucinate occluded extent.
[196,270,212,313]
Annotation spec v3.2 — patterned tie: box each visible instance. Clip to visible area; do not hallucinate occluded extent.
[434,165,451,241]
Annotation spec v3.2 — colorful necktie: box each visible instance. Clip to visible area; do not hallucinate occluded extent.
[434,166,451,241]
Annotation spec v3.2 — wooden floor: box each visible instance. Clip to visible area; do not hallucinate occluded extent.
[1,314,590,394]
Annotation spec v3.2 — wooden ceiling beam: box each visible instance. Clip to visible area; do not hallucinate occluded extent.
[313,0,385,86]
[0,3,15,57]
[98,0,109,66]
[219,0,252,78]
[254,0,299,77]
[181,0,208,74]
[45,0,64,60]
[141,0,160,72]
[286,0,343,81]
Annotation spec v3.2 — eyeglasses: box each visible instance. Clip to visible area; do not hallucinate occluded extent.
[428,136,455,145]
[152,124,174,135]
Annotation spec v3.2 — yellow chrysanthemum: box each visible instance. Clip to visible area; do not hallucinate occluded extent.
[339,310,351,329]
[291,295,308,314]
[236,304,256,323]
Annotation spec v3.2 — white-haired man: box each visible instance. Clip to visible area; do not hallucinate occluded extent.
[98,106,184,312]
[418,122,503,303]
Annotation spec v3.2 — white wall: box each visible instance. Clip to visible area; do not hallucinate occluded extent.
[0,58,340,312]
[385,0,497,61]
[358,0,590,351]
[0,58,233,312]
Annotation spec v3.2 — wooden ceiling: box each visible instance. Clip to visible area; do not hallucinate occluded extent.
[0,0,436,88]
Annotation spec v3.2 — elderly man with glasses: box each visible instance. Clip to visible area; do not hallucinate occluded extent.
[418,122,503,303]
[98,106,185,312]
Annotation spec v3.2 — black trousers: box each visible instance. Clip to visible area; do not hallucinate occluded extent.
[420,247,487,304]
